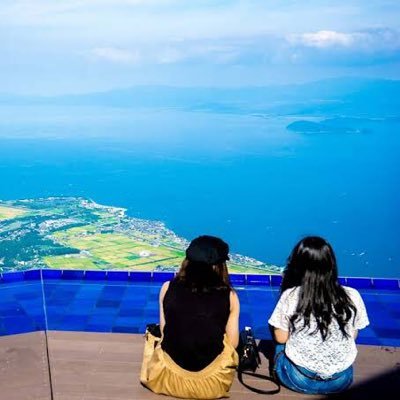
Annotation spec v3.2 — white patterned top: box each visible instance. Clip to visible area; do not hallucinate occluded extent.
[268,286,369,377]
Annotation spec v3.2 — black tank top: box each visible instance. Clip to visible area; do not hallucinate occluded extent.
[161,278,231,371]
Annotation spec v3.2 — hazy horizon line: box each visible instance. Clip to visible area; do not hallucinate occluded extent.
[1,76,399,98]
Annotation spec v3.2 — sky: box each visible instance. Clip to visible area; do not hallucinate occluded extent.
[1,0,400,94]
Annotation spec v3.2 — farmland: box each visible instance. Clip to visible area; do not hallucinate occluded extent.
[0,197,282,274]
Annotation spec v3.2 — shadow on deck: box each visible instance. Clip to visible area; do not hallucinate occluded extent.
[0,331,399,400]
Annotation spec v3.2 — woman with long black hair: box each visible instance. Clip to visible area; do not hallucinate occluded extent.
[140,235,240,399]
[269,236,369,395]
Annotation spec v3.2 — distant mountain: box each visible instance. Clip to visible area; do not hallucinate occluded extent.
[1,78,400,117]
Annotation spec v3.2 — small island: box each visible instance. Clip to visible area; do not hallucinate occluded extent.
[0,197,282,275]
[287,118,372,134]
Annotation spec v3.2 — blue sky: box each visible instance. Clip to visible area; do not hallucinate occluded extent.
[1,0,400,94]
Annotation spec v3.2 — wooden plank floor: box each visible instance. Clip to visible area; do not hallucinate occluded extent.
[0,331,52,400]
[1,331,399,400]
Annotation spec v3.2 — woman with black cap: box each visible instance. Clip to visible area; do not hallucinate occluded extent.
[140,235,240,399]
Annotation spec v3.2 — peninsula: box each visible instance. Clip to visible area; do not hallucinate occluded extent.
[0,197,282,275]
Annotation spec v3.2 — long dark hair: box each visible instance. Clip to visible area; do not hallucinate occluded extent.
[176,235,231,292]
[281,236,356,340]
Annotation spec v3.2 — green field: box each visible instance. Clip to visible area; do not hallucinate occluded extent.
[44,255,99,270]
[53,230,185,271]
[0,205,27,221]
[228,263,272,274]
[49,228,275,273]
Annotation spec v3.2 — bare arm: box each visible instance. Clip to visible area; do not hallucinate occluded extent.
[159,281,170,335]
[268,289,291,344]
[272,327,289,344]
[225,290,240,348]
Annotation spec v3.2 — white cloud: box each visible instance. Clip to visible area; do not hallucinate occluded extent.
[287,29,400,52]
[86,28,400,69]
[288,30,357,48]
[280,28,400,68]
[1,1,400,93]
[91,47,141,64]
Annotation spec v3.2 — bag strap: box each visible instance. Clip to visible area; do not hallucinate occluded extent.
[237,368,281,395]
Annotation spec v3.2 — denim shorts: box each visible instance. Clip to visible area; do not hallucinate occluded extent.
[274,344,353,395]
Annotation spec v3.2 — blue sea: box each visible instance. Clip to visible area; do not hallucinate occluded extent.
[0,105,399,277]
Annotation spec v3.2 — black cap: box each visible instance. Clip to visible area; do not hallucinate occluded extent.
[185,235,230,265]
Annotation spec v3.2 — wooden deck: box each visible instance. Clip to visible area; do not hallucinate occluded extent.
[0,331,51,400]
[0,331,399,400]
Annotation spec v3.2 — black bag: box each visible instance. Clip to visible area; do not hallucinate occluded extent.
[237,327,280,395]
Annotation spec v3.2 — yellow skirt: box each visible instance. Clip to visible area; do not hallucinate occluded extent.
[140,332,239,399]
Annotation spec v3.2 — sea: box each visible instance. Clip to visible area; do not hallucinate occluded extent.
[0,105,399,278]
